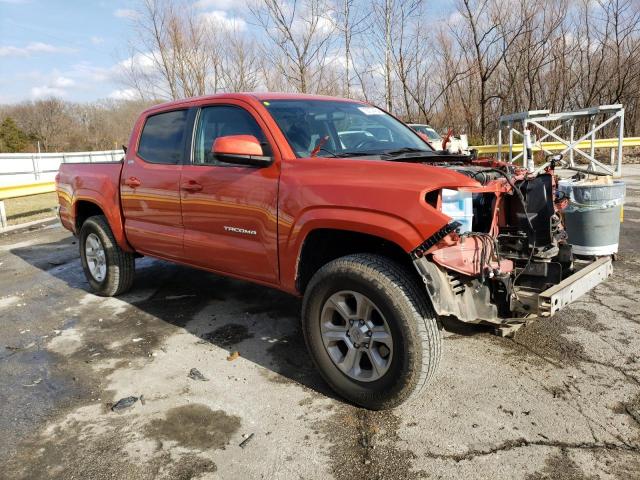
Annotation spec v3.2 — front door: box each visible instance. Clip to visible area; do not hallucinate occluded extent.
[180,102,280,283]
[121,109,188,260]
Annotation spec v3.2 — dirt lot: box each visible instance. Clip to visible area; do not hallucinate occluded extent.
[1,167,640,480]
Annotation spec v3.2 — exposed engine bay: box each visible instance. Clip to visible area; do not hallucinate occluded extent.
[411,156,613,326]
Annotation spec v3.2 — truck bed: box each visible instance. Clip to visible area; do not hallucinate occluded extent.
[57,161,123,235]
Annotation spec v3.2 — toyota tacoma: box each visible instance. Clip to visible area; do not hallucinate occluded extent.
[56,93,613,409]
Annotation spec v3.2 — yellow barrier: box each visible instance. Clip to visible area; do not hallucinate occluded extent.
[2,137,640,200]
[0,181,56,200]
[471,137,640,155]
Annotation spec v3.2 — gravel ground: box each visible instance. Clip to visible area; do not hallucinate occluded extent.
[1,167,639,479]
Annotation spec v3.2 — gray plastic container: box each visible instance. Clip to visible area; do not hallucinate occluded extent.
[558,180,625,255]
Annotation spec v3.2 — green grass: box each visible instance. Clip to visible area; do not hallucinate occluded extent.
[3,192,58,226]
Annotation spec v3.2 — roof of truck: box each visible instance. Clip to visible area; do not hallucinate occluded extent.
[142,92,366,116]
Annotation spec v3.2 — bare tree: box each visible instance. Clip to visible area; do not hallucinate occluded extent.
[249,0,336,93]
[4,0,640,152]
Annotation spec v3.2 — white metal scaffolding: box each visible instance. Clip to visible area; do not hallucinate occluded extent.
[497,105,625,177]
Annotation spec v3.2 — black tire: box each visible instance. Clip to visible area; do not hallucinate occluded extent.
[79,215,135,296]
[302,253,441,410]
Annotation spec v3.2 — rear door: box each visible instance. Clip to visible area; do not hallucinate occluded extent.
[180,101,280,283]
[121,109,188,260]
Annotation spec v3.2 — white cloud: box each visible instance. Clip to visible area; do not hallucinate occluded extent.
[108,88,138,100]
[114,8,138,19]
[118,51,157,73]
[324,52,348,68]
[90,36,105,45]
[52,76,75,88]
[447,11,464,25]
[194,0,247,10]
[31,85,66,99]
[200,10,247,31]
[29,74,77,99]
[0,42,74,57]
[70,62,114,83]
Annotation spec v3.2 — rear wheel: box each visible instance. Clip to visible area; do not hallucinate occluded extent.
[79,215,135,296]
[302,254,441,409]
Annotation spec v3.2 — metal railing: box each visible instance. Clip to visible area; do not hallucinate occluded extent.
[471,136,640,172]
[1,138,639,231]
[495,105,627,176]
[0,149,123,187]
[0,150,122,230]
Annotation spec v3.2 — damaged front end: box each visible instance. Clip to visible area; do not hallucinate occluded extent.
[412,159,613,326]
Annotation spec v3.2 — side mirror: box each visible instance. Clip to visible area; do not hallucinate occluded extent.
[212,135,272,167]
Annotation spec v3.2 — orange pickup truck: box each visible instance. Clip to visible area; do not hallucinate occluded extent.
[56,93,612,409]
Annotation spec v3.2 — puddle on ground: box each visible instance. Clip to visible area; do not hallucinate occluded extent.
[145,404,240,450]
[525,449,597,480]
[318,407,423,480]
[201,323,253,347]
[4,416,218,480]
[0,344,86,464]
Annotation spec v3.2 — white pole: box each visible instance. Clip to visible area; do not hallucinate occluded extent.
[617,109,624,177]
[569,123,575,166]
[508,122,513,163]
[0,200,6,231]
[36,141,41,181]
[524,125,534,171]
[590,116,595,163]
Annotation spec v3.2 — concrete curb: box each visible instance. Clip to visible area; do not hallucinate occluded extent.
[0,216,59,234]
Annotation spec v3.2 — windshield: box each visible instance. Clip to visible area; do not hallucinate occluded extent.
[411,124,441,141]
[263,100,432,158]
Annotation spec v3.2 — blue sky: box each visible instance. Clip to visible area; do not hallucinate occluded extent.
[0,0,142,103]
[0,0,454,104]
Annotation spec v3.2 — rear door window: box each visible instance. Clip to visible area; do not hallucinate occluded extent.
[138,110,188,164]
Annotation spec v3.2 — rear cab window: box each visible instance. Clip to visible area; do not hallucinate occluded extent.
[137,109,188,164]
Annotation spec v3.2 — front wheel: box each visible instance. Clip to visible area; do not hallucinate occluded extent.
[302,254,441,409]
[79,215,135,296]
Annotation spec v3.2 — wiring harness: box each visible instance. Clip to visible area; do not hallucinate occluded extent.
[459,232,501,283]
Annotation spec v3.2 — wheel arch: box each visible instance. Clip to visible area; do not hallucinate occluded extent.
[281,207,426,294]
[294,227,419,294]
[73,192,133,252]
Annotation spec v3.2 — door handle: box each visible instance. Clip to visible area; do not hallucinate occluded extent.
[124,177,141,188]
[181,180,203,193]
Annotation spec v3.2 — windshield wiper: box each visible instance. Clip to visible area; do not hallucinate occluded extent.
[327,148,432,159]
[382,147,432,157]
[332,151,382,158]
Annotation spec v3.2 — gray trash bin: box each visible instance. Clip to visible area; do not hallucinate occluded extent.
[558,179,625,256]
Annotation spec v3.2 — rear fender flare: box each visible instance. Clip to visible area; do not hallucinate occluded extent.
[73,189,133,252]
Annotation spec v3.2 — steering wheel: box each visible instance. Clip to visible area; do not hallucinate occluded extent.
[353,139,379,150]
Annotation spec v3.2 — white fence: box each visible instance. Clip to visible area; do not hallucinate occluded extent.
[0,150,124,187]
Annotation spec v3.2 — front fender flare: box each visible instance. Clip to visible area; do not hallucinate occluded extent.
[280,206,425,292]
